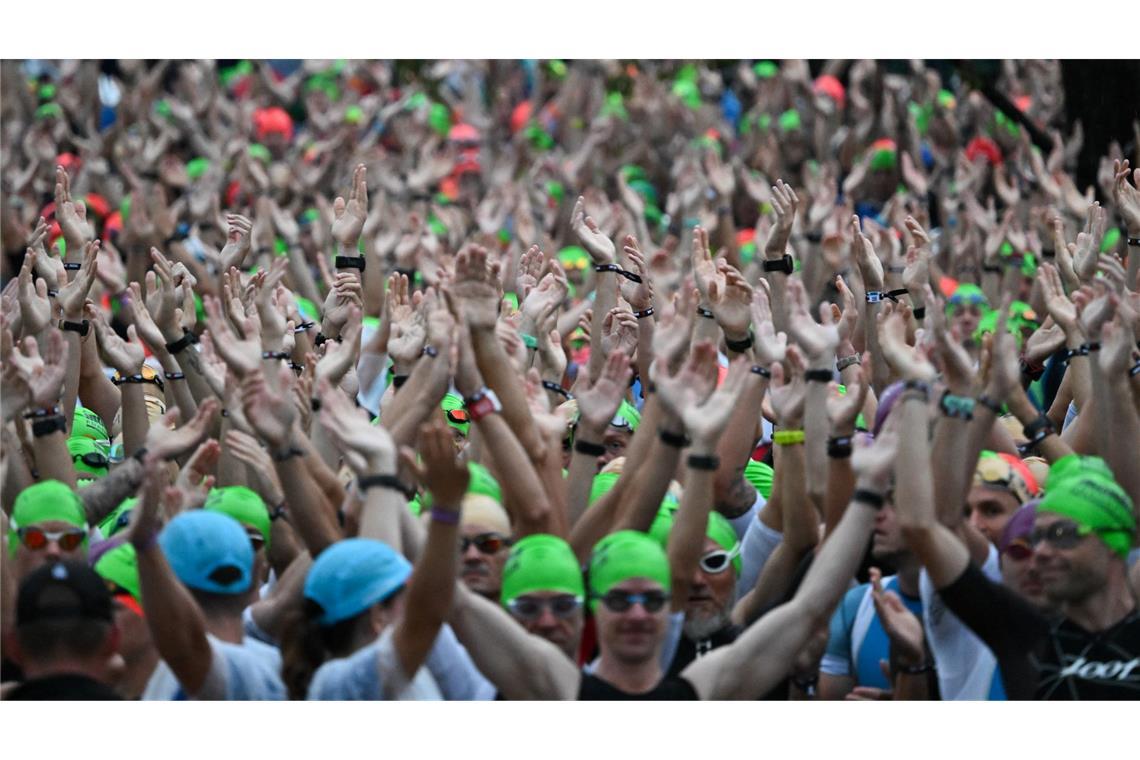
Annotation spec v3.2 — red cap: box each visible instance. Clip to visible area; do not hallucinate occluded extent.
[813,75,846,109]
[510,101,533,134]
[253,107,294,142]
[736,229,756,246]
[225,180,243,208]
[57,153,81,172]
[1014,96,1031,113]
[103,211,123,238]
[84,193,110,219]
[965,136,1002,167]
[448,123,481,145]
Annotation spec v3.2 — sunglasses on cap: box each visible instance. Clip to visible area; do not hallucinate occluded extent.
[445,409,470,425]
[609,414,634,432]
[507,595,583,621]
[595,589,669,614]
[948,292,987,308]
[1003,538,1033,562]
[459,533,511,555]
[17,526,86,552]
[562,258,590,272]
[73,452,110,470]
[699,544,741,574]
[1029,520,1093,551]
[976,457,1014,489]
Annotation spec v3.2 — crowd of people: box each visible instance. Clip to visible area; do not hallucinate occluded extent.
[1,58,1138,701]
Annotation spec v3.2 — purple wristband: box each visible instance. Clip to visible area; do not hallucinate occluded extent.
[430,507,461,525]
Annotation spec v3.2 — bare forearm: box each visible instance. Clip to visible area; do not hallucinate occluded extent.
[476,415,552,536]
[471,327,546,460]
[120,385,149,459]
[586,273,618,381]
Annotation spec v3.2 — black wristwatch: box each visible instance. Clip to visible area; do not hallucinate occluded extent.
[762,254,794,275]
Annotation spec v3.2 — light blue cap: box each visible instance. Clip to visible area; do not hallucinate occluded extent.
[304,538,412,626]
[159,511,254,595]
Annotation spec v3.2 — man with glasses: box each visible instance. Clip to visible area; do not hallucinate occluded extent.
[500,534,587,661]
[458,493,513,601]
[8,481,90,581]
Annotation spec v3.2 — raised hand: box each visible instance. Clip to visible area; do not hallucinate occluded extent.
[93,316,145,375]
[619,236,653,311]
[57,239,99,319]
[54,165,92,249]
[751,282,788,365]
[709,260,754,340]
[240,366,297,450]
[691,226,723,301]
[1072,203,1107,283]
[980,297,1022,404]
[828,365,869,433]
[17,250,52,336]
[601,307,638,358]
[1038,262,1081,338]
[767,346,808,426]
[878,308,935,383]
[9,331,69,409]
[219,214,253,273]
[654,340,720,427]
[764,180,799,258]
[571,195,616,264]
[145,398,220,462]
[516,245,544,301]
[404,418,469,507]
[574,350,633,430]
[1097,305,1136,377]
[170,439,221,511]
[1112,159,1140,236]
[833,276,859,345]
[450,244,501,330]
[850,427,899,491]
[869,567,926,668]
[679,357,750,444]
[785,278,839,364]
[203,294,261,378]
[851,216,884,292]
[317,306,363,385]
[317,378,395,474]
[331,163,369,250]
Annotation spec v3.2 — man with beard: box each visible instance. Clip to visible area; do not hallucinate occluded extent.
[650,510,743,676]
[819,492,924,699]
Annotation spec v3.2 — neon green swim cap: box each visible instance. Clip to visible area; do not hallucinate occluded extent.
[587,530,671,610]
[501,534,584,606]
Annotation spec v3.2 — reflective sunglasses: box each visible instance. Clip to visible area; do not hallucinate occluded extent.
[699,544,741,574]
[73,452,110,469]
[948,292,988,308]
[596,589,669,613]
[1003,538,1033,561]
[17,526,86,552]
[459,533,511,555]
[1028,520,1092,551]
[507,595,583,621]
[445,409,470,425]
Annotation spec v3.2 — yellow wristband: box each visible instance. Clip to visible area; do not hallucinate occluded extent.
[773,430,805,446]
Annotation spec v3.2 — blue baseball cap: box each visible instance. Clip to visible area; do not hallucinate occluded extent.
[304,539,412,626]
[159,511,254,595]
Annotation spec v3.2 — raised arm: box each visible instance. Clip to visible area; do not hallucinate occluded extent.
[683,425,899,699]
[572,196,620,383]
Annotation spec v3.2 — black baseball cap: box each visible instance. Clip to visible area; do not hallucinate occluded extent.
[17,561,113,626]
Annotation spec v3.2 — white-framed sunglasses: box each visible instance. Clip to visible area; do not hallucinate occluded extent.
[699,543,741,574]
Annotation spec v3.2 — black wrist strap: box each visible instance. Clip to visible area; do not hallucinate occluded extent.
[1063,345,1089,362]
[1126,236,1140,247]
[271,446,304,462]
[912,306,926,320]
[687,454,720,471]
[593,264,643,283]
[334,255,366,272]
[358,474,413,499]
[314,333,342,347]
[634,307,654,319]
[574,440,606,457]
[827,435,853,458]
[695,306,715,319]
[804,368,832,383]
[58,319,90,337]
[392,375,409,389]
[885,288,909,303]
[1022,415,1055,447]
[262,351,291,361]
[853,489,885,510]
[725,331,754,353]
[976,394,1003,416]
[658,428,690,448]
[165,331,198,355]
[1130,359,1140,378]
[542,380,572,400]
[750,365,771,379]
[63,262,82,271]
[31,415,67,437]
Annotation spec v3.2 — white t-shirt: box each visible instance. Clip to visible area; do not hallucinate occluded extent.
[143,634,285,700]
[307,624,496,700]
[919,544,1004,700]
[736,500,782,600]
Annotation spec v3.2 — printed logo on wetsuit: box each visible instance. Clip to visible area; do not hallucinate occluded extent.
[1058,657,1140,682]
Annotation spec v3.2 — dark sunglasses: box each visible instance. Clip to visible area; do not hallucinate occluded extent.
[17,526,86,552]
[1003,538,1033,561]
[507,595,583,621]
[699,546,740,574]
[596,589,669,614]
[1029,520,1091,551]
[459,533,511,555]
[73,452,110,469]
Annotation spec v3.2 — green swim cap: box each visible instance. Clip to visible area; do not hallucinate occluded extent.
[186,157,211,181]
[588,530,671,610]
[35,102,63,120]
[546,181,565,206]
[672,79,702,110]
[601,92,628,121]
[10,481,87,553]
[589,472,621,506]
[73,407,109,442]
[345,105,364,125]
[68,437,109,478]
[428,103,451,137]
[744,459,775,500]
[501,534,585,606]
[628,178,659,207]
[441,392,469,437]
[467,462,502,502]
[754,61,778,79]
[247,143,272,163]
[98,497,138,539]
[613,399,641,432]
[648,508,741,575]
[95,543,141,602]
[558,246,590,270]
[1101,227,1122,253]
[778,109,802,133]
[204,486,271,549]
[295,297,321,323]
[1039,456,1135,559]
[947,283,989,314]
